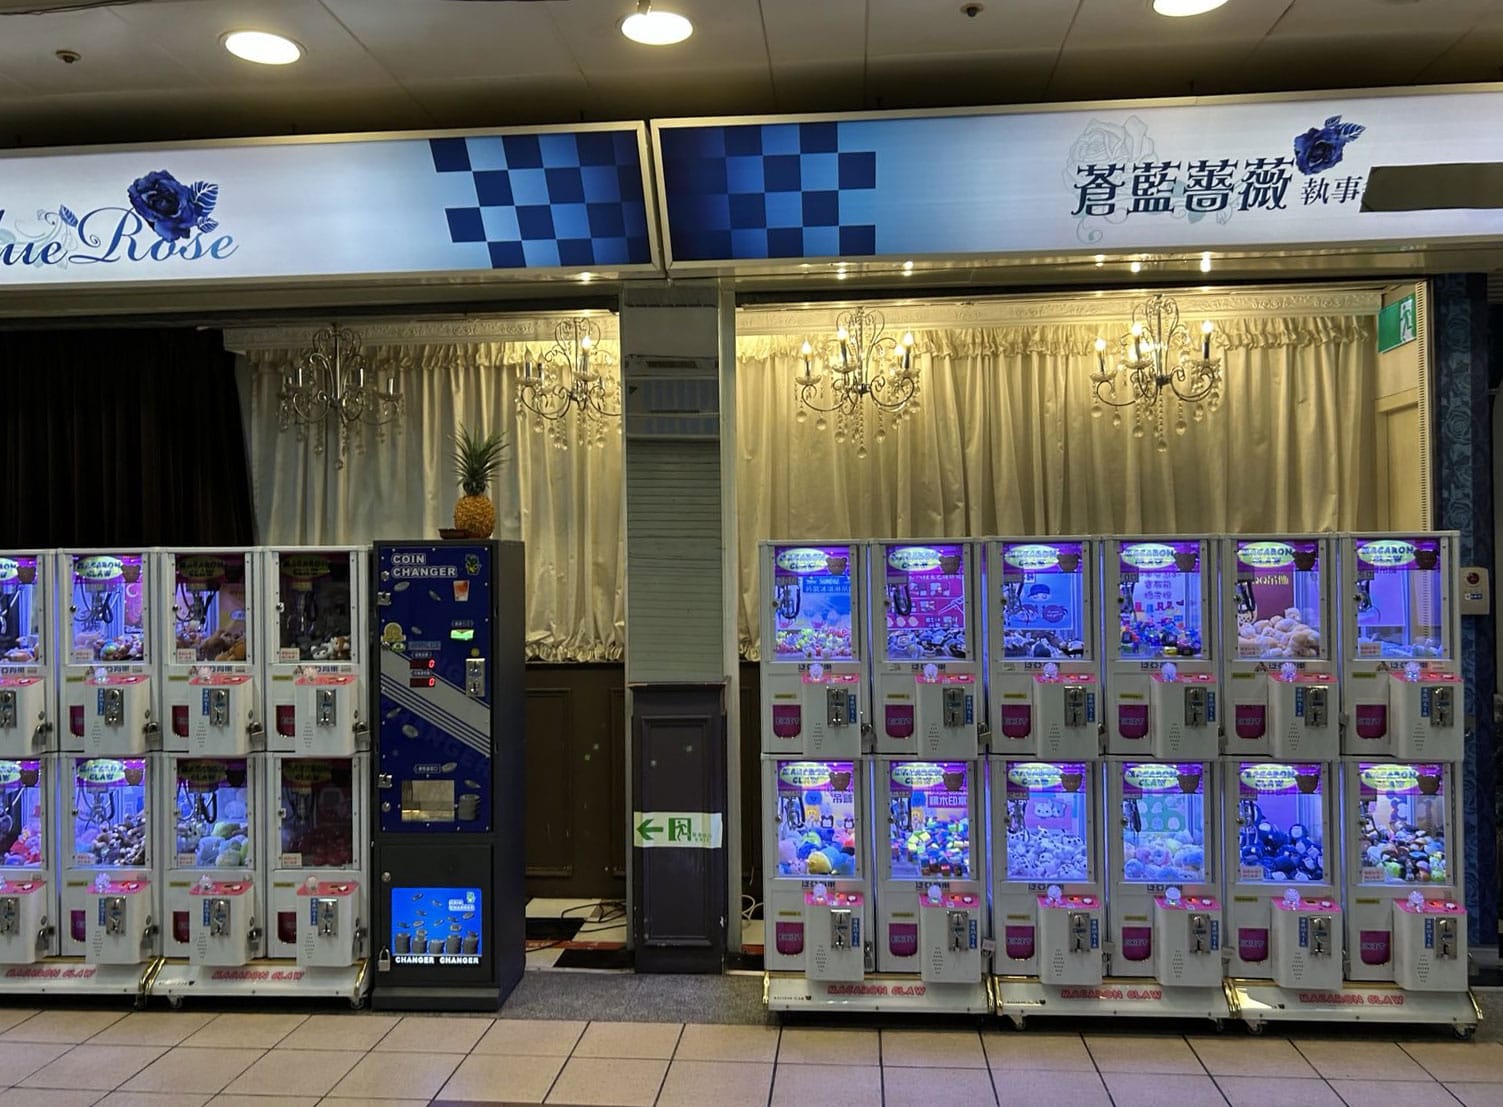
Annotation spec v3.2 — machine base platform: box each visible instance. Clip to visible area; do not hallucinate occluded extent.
[150,960,369,1008]
[0,959,154,1002]
[1229,979,1480,1035]
[765,972,991,1014]
[995,977,1230,1028]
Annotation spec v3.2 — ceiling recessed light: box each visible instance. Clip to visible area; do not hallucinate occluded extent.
[223,30,302,65]
[1152,0,1230,16]
[621,1,693,46]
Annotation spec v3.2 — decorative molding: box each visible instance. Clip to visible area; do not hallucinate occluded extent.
[734,285,1383,336]
[224,310,619,352]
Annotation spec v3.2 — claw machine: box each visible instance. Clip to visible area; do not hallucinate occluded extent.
[1103,760,1229,1020]
[991,760,1107,1026]
[1342,535,1463,761]
[370,540,525,1011]
[984,538,1100,760]
[58,551,155,756]
[1221,537,1338,760]
[1104,539,1220,760]
[0,553,54,757]
[1222,761,1344,1026]
[759,541,875,1009]
[263,547,369,1001]
[869,542,978,758]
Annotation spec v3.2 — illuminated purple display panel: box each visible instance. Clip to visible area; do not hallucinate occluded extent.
[71,757,148,867]
[1004,762,1089,882]
[774,761,858,878]
[170,551,250,664]
[771,545,856,662]
[1119,762,1208,884]
[1117,541,1204,660]
[888,761,971,880]
[1352,536,1447,659]
[276,552,354,662]
[0,556,42,665]
[998,541,1087,659]
[67,554,146,663]
[0,760,43,868]
[1233,540,1325,660]
[172,758,252,870]
[883,543,967,660]
[1356,762,1449,885]
[1235,763,1326,884]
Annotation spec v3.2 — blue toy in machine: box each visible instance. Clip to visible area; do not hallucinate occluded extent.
[1236,763,1326,884]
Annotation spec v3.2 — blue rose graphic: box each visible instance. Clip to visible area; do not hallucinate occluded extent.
[127,170,219,242]
[1292,116,1365,176]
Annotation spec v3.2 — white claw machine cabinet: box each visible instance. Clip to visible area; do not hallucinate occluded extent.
[1104,539,1220,761]
[985,538,1100,760]
[759,542,871,1010]
[1222,537,1339,761]
[0,553,54,757]
[264,546,368,1000]
[1104,761,1229,1021]
[58,552,156,758]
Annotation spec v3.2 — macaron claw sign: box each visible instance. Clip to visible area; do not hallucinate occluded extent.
[1237,541,1295,570]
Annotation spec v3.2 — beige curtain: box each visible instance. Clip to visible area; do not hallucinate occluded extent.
[736,316,1377,656]
[243,340,625,662]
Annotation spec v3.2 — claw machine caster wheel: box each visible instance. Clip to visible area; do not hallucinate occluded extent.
[1245,1020,1266,1036]
[168,996,183,1010]
[351,996,366,1011]
[1454,1025,1476,1040]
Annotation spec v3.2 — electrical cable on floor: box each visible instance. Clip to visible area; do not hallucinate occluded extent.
[526,900,627,951]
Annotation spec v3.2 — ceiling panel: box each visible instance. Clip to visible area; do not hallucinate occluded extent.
[1414,23,1503,83]
[0,9,195,95]
[762,61,870,115]
[1267,0,1495,35]
[1045,44,1255,101]
[405,74,603,128]
[322,0,577,80]
[588,69,780,120]
[1059,0,1291,49]
[868,51,1059,109]
[758,0,866,65]
[1238,34,1462,91]
[545,0,769,77]
[864,0,1080,58]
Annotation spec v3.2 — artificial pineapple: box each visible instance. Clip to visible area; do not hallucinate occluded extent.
[452,424,508,538]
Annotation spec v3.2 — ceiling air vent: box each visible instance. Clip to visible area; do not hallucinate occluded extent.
[623,354,719,440]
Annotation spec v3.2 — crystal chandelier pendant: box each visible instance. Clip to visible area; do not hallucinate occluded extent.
[515,317,621,449]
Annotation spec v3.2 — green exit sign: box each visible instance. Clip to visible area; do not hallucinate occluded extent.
[1378,293,1417,353]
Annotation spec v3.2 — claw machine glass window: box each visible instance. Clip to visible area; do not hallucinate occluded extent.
[1234,763,1327,883]
[67,555,146,663]
[999,542,1088,659]
[770,546,855,662]
[1233,540,1326,660]
[1003,763,1090,882]
[1119,763,1209,884]
[1117,542,1205,660]
[1355,763,1450,885]
[279,759,356,868]
[883,544,968,660]
[0,760,44,869]
[276,552,354,662]
[173,759,253,870]
[70,758,148,867]
[1352,537,1448,660]
[887,762,972,881]
[0,557,42,665]
[170,553,250,663]
[774,761,859,878]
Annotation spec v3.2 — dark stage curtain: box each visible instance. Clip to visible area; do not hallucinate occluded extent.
[0,327,255,548]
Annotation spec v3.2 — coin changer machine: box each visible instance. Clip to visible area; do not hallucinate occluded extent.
[984,538,1101,762]
[1104,539,1220,761]
[760,542,875,1009]
[371,540,525,1011]
[1334,533,1473,1032]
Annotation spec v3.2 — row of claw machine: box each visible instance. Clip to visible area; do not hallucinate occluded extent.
[757,533,1475,1034]
[0,547,371,1004]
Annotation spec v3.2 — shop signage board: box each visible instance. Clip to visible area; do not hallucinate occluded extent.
[652,88,1503,264]
[1378,293,1418,352]
[0,124,656,286]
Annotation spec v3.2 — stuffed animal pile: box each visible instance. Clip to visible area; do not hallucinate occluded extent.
[1238,607,1321,658]
[776,790,858,877]
[1239,802,1325,882]
[1360,797,1448,883]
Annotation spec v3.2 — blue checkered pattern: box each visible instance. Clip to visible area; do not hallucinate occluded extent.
[430,132,651,269]
[659,122,878,261]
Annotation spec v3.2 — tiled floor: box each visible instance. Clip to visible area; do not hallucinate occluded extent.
[0,1009,1498,1106]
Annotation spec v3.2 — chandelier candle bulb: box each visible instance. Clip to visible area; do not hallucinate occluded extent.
[1131,323,1143,361]
[1201,320,1213,360]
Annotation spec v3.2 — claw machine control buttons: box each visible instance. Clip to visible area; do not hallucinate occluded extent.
[1148,666,1220,760]
[1393,893,1467,992]
[1035,889,1103,985]
[1271,892,1342,990]
[0,880,46,964]
[188,877,257,967]
[804,887,866,982]
[918,887,981,983]
[1151,890,1222,988]
[84,875,152,964]
[296,879,362,968]
[1387,669,1464,761]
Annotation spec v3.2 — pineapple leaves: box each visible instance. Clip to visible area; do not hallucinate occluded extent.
[453,424,510,496]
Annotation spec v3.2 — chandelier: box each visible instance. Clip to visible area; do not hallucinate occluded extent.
[794,307,920,457]
[1092,293,1222,451]
[516,317,621,449]
[278,324,403,467]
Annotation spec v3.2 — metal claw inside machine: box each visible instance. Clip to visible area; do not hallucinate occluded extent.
[0,553,53,758]
[160,550,260,757]
[869,541,978,759]
[1342,534,1463,761]
[58,552,155,756]
[759,543,866,761]
[1105,760,1229,1019]
[1222,537,1338,760]
[1105,539,1219,760]
[985,538,1099,760]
